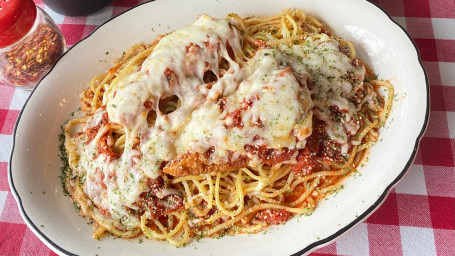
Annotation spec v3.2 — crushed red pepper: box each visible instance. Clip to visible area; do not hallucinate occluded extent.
[0,24,64,87]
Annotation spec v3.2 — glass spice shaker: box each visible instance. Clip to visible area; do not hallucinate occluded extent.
[0,0,66,90]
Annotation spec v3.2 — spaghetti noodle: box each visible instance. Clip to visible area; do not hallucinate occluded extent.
[62,9,393,246]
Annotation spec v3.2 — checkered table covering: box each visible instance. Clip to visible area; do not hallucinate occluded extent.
[1,0,454,255]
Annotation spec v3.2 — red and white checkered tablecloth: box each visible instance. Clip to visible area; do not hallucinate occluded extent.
[1,0,454,255]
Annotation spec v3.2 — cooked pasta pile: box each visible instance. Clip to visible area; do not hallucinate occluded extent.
[62,9,393,246]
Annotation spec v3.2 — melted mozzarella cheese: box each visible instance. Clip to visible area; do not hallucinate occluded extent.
[280,34,366,148]
[74,15,247,228]
[176,49,313,165]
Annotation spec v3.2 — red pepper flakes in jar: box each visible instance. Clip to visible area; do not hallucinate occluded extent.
[0,0,66,89]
